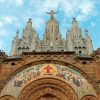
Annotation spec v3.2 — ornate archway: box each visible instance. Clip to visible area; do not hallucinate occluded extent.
[18,77,78,100]
[0,95,15,100]
[0,63,97,100]
[81,95,97,100]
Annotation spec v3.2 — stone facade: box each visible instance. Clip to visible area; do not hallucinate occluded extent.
[10,10,93,56]
[0,50,100,100]
[0,10,99,100]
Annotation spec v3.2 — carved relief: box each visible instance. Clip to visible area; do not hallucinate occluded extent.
[18,77,78,100]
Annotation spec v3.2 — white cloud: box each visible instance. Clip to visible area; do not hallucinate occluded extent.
[60,0,79,16]
[80,1,93,15]
[0,21,3,27]
[29,0,96,22]
[15,0,23,6]
[33,17,45,29]
[77,1,95,21]
[43,0,60,11]
[0,0,6,3]
[0,29,8,37]
[4,16,12,24]
[91,22,96,27]
[0,0,23,6]
[0,16,20,27]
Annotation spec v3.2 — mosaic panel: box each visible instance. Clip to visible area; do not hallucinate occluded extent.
[0,64,97,99]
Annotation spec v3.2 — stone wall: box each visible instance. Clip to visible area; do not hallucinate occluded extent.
[0,51,100,99]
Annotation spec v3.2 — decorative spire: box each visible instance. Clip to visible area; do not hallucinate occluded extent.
[16,29,19,34]
[28,18,32,23]
[85,28,88,33]
[66,29,71,40]
[15,29,19,39]
[22,28,27,38]
[66,29,70,36]
[72,17,78,28]
[37,33,39,39]
[26,18,32,28]
[67,29,70,33]
[73,17,76,21]
[85,28,89,37]
[46,10,57,20]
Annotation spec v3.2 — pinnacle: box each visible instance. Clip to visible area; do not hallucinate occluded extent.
[85,28,88,32]
[67,29,70,32]
[73,17,76,21]
[16,29,19,34]
[72,17,77,23]
[27,18,32,23]
[72,17,78,28]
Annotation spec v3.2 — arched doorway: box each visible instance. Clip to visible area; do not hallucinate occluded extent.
[0,63,97,100]
[18,77,78,100]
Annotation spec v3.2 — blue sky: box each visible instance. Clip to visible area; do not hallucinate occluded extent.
[0,0,100,55]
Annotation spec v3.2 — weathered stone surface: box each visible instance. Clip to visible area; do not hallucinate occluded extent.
[10,10,93,56]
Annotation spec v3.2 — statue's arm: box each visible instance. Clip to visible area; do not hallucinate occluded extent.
[46,12,50,14]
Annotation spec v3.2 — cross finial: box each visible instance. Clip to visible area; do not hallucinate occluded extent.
[46,10,57,19]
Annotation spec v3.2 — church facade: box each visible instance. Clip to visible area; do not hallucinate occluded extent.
[0,10,100,100]
[10,10,93,56]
